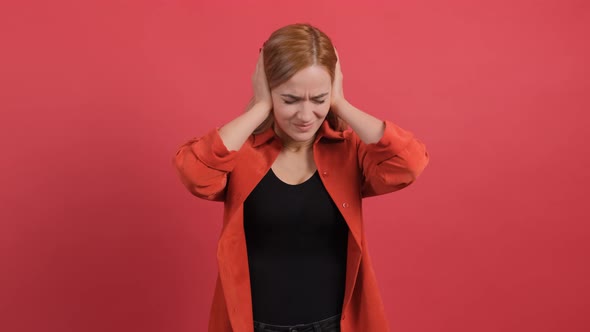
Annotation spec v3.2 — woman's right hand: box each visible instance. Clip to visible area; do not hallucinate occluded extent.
[251,48,272,112]
[217,48,274,151]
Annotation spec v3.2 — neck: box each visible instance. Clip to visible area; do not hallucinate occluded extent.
[274,125,315,152]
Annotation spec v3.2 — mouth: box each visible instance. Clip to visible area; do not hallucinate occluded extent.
[294,122,314,131]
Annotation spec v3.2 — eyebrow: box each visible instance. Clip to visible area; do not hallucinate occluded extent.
[280,93,329,100]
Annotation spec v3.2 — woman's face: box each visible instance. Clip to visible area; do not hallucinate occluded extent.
[271,65,332,144]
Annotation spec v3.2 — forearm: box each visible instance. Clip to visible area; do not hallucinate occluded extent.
[218,102,271,151]
[332,100,385,144]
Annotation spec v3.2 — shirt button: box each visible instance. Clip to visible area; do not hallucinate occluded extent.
[322,170,328,176]
[342,202,350,208]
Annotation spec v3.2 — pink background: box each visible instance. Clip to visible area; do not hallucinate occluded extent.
[1,0,589,331]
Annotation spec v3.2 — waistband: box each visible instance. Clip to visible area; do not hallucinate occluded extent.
[253,313,341,331]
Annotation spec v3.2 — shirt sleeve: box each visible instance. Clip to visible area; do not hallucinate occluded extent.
[357,120,429,197]
[173,128,238,201]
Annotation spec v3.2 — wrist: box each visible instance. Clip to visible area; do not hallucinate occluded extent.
[251,101,272,116]
[331,99,350,115]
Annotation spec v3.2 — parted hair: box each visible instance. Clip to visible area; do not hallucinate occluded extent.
[252,23,345,134]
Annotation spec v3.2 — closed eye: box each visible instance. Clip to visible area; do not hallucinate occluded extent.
[283,99,326,105]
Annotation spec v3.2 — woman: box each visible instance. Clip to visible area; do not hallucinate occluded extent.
[174,23,429,332]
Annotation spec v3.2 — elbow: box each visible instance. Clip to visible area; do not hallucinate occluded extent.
[174,165,228,202]
[172,143,230,202]
[382,171,416,191]
[186,182,226,201]
[377,149,429,192]
[399,139,429,180]
[408,148,430,180]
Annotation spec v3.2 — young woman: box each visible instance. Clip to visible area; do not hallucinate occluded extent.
[174,23,429,332]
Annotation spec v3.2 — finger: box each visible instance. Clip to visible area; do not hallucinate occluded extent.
[333,48,342,72]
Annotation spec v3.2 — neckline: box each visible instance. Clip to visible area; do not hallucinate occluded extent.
[269,168,318,187]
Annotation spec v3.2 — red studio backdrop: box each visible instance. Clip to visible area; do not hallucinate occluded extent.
[1,1,589,331]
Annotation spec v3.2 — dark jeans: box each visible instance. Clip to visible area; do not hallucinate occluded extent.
[253,313,341,332]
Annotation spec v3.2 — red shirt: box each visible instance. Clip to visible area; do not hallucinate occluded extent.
[173,120,429,331]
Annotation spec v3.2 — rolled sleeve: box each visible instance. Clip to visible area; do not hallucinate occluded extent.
[358,120,415,168]
[173,128,238,201]
[192,128,238,172]
[358,120,429,197]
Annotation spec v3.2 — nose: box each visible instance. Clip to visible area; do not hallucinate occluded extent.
[297,101,314,122]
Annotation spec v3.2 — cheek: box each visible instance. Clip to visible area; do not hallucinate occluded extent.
[270,95,283,115]
[272,104,292,122]
[317,103,331,117]
[271,97,280,112]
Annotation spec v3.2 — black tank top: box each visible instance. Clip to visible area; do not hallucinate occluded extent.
[243,168,348,325]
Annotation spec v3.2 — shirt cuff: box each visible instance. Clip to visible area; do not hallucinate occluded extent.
[192,128,237,172]
[365,120,415,157]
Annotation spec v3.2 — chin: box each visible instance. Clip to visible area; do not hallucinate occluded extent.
[284,131,312,142]
[290,126,321,140]
[274,121,321,143]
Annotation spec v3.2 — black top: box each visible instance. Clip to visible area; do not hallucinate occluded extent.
[243,168,349,325]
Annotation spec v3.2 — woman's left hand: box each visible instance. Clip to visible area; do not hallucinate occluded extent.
[328,48,386,144]
[331,48,348,112]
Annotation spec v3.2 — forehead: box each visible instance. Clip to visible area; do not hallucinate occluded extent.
[274,65,331,93]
